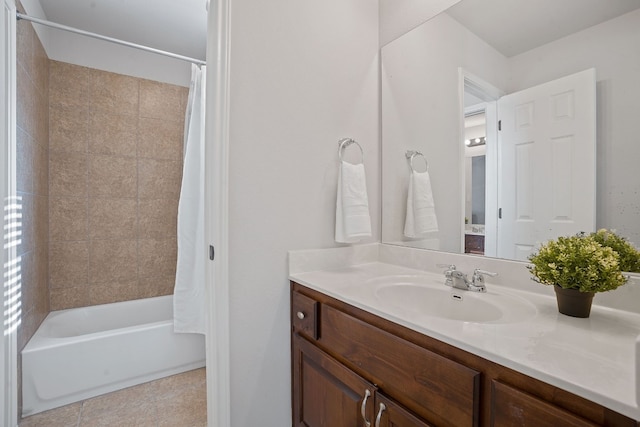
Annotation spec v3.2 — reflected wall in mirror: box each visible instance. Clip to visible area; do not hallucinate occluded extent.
[381,0,640,261]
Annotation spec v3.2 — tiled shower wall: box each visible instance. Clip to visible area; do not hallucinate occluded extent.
[47,61,188,310]
[16,3,50,352]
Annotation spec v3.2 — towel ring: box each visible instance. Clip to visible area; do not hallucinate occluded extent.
[338,138,364,164]
[406,150,428,172]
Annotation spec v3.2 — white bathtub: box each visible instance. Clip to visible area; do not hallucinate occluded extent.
[21,295,206,416]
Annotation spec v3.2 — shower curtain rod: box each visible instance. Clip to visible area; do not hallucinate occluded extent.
[16,12,206,66]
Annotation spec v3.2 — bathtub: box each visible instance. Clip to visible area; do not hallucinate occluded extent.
[21,295,206,416]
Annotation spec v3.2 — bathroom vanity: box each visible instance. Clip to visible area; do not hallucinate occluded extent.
[289,247,640,427]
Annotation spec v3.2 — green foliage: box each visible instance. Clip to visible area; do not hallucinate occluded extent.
[590,229,640,273]
[527,232,628,293]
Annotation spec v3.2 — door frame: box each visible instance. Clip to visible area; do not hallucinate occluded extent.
[204,0,231,426]
[1,0,18,425]
[458,69,503,257]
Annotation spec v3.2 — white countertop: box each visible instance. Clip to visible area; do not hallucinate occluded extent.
[290,261,640,420]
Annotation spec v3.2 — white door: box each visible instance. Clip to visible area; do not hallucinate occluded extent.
[497,69,596,261]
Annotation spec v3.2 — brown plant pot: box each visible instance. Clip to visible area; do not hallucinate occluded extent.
[553,285,595,318]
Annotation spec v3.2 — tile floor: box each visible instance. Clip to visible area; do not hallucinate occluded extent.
[19,368,207,427]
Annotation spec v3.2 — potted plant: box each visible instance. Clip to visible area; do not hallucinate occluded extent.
[528,230,640,318]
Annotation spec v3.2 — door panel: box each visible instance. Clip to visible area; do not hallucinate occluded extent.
[292,335,375,427]
[490,380,599,427]
[375,393,433,427]
[497,69,596,260]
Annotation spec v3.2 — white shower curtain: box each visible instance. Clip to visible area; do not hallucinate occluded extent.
[174,64,207,335]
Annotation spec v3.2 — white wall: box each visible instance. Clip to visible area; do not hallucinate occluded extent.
[381,12,509,251]
[227,0,379,425]
[379,0,460,47]
[508,9,640,245]
[46,32,192,87]
[19,0,191,86]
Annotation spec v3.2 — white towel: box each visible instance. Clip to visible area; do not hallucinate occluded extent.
[404,170,438,238]
[335,161,372,243]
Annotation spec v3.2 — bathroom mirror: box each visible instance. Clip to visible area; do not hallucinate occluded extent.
[381,0,640,261]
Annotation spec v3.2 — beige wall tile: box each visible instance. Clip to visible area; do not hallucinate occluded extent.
[89,239,137,284]
[49,150,88,197]
[16,14,50,358]
[33,195,48,249]
[89,198,137,239]
[49,197,88,241]
[34,243,50,316]
[89,155,137,198]
[16,128,33,193]
[16,12,33,75]
[49,286,89,311]
[46,63,186,309]
[138,238,177,279]
[34,90,49,147]
[139,80,186,122]
[32,143,48,196]
[138,159,182,199]
[138,117,182,160]
[138,198,177,239]
[89,111,137,157]
[49,105,89,153]
[49,241,89,288]
[32,31,49,96]
[49,60,90,108]
[89,281,140,306]
[138,276,175,298]
[90,69,139,115]
[17,65,34,136]
[17,193,34,255]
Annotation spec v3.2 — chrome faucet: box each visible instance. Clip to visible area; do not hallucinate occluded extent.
[437,264,497,293]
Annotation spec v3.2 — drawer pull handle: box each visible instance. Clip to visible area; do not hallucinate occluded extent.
[361,389,372,427]
[296,311,305,320]
[374,402,386,427]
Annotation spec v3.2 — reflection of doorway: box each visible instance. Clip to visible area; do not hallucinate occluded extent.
[461,70,502,257]
[463,109,487,254]
[461,68,596,260]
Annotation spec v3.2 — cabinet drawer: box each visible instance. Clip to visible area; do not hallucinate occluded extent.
[292,291,318,339]
[320,305,480,427]
[490,380,599,427]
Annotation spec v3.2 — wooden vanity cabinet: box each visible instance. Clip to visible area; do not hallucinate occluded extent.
[291,282,639,427]
[292,335,376,426]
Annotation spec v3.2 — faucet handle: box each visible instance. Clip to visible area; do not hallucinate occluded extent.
[472,269,498,284]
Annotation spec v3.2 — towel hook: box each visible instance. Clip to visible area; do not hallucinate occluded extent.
[338,138,364,164]
[406,150,428,172]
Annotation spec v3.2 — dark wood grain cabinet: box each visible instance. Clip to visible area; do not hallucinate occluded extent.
[291,281,639,427]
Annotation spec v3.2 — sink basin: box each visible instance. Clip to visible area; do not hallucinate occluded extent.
[359,275,537,324]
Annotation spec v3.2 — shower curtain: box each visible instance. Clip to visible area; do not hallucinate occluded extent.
[174,64,206,335]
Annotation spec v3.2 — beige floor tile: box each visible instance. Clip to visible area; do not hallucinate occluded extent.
[19,402,81,427]
[20,370,207,427]
[156,385,207,427]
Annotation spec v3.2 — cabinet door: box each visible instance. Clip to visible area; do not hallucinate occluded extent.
[374,394,434,427]
[491,380,599,427]
[292,335,376,427]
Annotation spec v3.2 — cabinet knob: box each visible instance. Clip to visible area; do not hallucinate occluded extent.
[296,311,305,320]
[375,402,387,427]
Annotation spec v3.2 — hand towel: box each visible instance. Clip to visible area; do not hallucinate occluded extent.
[404,170,438,238]
[335,161,372,243]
